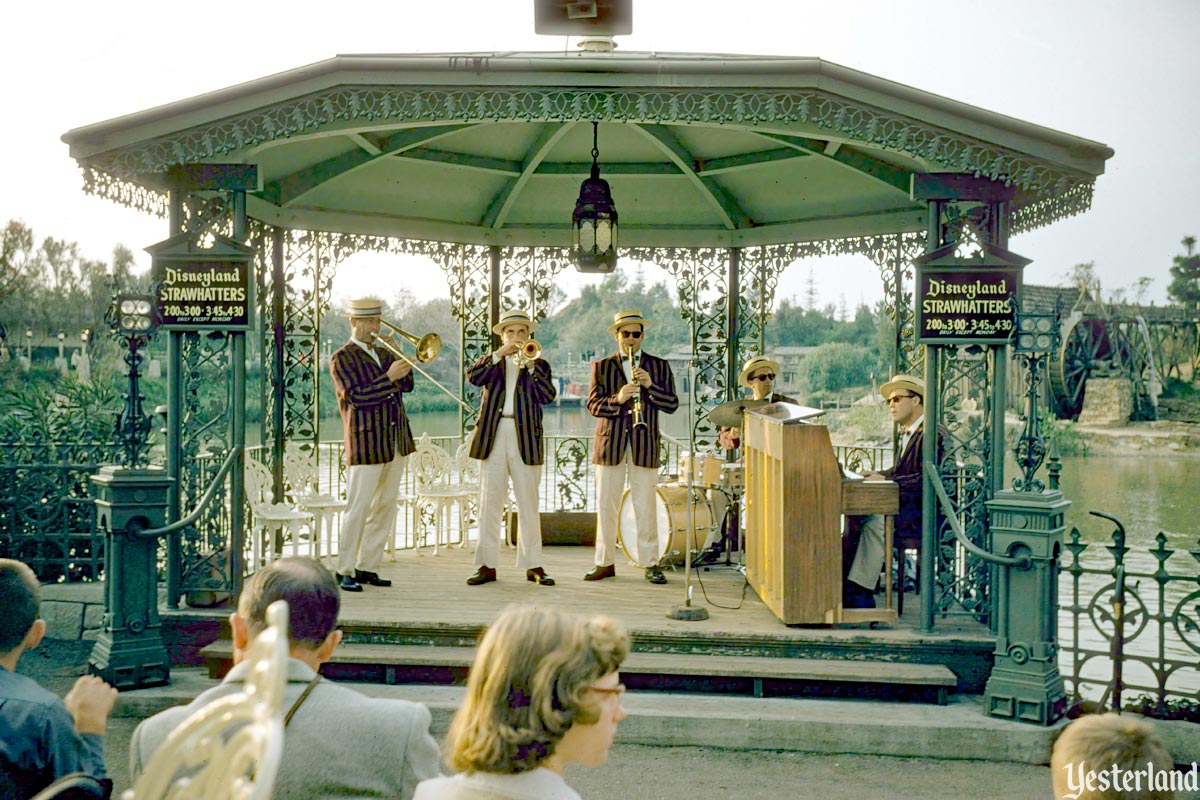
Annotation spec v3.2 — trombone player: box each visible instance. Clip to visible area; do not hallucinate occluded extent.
[464,310,557,586]
[329,298,414,592]
[586,310,679,585]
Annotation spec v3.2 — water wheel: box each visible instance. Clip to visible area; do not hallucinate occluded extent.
[1049,312,1116,419]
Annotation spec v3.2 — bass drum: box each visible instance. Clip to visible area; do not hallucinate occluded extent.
[617,483,714,566]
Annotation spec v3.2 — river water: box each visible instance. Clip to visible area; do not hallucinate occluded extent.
[313,410,1199,701]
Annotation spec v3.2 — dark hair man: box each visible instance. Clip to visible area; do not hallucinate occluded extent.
[130,557,440,799]
[1,558,118,799]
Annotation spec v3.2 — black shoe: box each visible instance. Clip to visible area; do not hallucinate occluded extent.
[583,564,616,581]
[644,566,667,584]
[354,570,392,587]
[337,573,363,592]
[843,580,875,609]
[467,566,497,586]
[526,567,556,586]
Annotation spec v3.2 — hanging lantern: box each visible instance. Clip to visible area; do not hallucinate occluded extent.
[572,122,618,273]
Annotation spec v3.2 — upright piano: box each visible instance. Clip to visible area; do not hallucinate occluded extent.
[743,404,899,625]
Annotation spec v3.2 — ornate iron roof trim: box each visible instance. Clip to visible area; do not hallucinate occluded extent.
[76,86,1097,236]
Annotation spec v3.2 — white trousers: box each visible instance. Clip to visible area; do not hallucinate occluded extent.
[847,513,885,590]
[595,453,658,568]
[473,419,543,571]
[339,455,405,575]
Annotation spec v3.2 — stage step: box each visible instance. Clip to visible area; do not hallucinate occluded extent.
[199,640,957,704]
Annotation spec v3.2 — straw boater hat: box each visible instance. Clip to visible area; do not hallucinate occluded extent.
[492,309,539,335]
[881,374,925,401]
[607,309,653,335]
[346,297,383,318]
[738,355,783,388]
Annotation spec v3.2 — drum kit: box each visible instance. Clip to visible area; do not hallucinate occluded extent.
[615,450,744,568]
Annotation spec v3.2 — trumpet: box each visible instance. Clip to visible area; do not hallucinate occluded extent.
[369,320,473,412]
[513,338,542,370]
[626,344,647,429]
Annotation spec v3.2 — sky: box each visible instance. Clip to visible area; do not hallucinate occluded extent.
[3,0,1198,314]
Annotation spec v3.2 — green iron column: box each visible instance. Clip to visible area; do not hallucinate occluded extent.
[983,480,1069,724]
[89,468,173,689]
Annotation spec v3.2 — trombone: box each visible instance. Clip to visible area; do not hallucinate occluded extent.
[369,320,474,412]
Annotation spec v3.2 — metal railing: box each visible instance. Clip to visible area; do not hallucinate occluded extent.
[1059,509,1200,713]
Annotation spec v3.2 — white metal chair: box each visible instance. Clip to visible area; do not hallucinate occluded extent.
[282,442,346,561]
[122,601,289,800]
[410,435,477,555]
[244,458,313,567]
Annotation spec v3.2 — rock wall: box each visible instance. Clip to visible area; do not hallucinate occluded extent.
[1077,377,1133,426]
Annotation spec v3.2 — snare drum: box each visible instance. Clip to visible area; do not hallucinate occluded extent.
[679,452,724,486]
[617,483,715,566]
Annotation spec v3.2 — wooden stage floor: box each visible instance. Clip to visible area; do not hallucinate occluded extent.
[326,543,992,649]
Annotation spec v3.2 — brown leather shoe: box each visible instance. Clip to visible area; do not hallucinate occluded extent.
[526,567,556,586]
[467,566,497,586]
[583,564,616,581]
[354,570,392,587]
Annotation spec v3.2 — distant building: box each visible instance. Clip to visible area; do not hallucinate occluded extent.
[663,346,817,396]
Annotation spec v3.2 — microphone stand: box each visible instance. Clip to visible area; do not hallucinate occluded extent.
[667,358,709,622]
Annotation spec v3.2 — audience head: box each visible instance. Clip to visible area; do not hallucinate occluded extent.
[445,605,630,775]
[1051,712,1176,800]
[233,557,341,662]
[0,559,45,658]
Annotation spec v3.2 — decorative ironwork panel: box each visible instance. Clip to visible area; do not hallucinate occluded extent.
[1061,519,1200,712]
[633,247,730,451]
[932,344,997,623]
[866,234,926,379]
[550,437,592,511]
[175,332,236,596]
[499,247,572,322]
[0,437,120,582]
[278,228,324,446]
[447,245,494,433]
[737,247,781,380]
[173,196,239,599]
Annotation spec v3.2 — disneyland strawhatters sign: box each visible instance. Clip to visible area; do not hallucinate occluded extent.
[917,267,1019,344]
[154,261,252,330]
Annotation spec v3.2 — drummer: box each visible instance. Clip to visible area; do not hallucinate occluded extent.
[716,355,799,450]
[709,355,799,560]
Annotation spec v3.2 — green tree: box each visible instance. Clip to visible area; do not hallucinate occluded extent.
[1168,236,1200,311]
[802,342,876,394]
[0,220,34,302]
[1063,261,1100,301]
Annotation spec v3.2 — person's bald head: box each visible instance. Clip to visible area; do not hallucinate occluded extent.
[237,557,340,650]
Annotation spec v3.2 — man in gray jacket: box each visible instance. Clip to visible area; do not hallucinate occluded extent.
[129,556,440,799]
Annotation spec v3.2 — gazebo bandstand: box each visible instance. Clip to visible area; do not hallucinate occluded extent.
[63,51,1112,722]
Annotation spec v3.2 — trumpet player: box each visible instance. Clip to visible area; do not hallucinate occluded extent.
[329,298,414,593]
[586,310,679,585]
[465,310,557,587]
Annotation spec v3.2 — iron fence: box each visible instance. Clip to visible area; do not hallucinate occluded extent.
[2,434,889,585]
[1059,511,1200,713]
[0,435,122,582]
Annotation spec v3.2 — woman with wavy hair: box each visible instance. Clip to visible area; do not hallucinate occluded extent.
[415,605,630,799]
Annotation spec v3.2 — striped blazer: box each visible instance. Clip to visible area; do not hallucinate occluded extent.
[330,341,415,466]
[587,351,678,468]
[466,353,556,466]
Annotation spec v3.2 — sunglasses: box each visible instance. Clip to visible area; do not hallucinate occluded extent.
[886,393,917,405]
[751,373,776,382]
[619,330,643,338]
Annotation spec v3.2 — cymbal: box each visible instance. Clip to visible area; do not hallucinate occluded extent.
[707,398,770,428]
